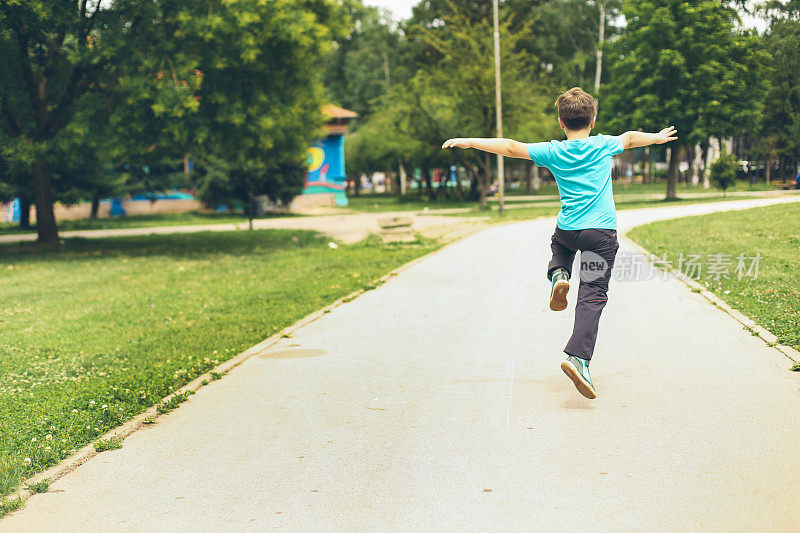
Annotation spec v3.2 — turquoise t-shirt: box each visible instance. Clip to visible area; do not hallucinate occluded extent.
[527,134,624,230]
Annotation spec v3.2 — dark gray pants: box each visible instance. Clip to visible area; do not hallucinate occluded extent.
[546,226,619,361]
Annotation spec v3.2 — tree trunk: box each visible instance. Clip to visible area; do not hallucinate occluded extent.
[248,192,254,230]
[467,165,478,201]
[422,168,433,200]
[524,164,532,194]
[688,145,699,187]
[478,154,491,209]
[666,146,680,200]
[19,196,32,228]
[385,171,394,194]
[90,194,101,220]
[32,161,59,243]
[398,161,407,196]
[765,154,772,185]
[533,165,542,191]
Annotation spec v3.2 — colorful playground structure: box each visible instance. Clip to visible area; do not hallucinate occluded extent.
[297,104,358,208]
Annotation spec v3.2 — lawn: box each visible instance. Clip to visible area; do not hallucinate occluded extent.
[0,211,301,236]
[628,202,800,353]
[445,193,766,222]
[0,229,440,501]
[340,181,783,214]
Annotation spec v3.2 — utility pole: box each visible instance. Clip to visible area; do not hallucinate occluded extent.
[492,0,505,214]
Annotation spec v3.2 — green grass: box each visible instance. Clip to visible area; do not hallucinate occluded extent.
[341,193,544,213]
[25,479,49,494]
[628,202,800,351]
[446,193,766,222]
[341,181,782,214]
[93,437,123,453]
[0,210,301,236]
[0,229,439,496]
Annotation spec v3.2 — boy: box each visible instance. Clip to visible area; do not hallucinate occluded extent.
[442,87,677,399]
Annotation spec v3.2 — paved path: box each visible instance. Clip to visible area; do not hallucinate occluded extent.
[3,197,800,531]
[0,212,475,245]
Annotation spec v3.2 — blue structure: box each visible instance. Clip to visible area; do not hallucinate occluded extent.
[6,198,20,223]
[109,198,126,216]
[301,105,357,207]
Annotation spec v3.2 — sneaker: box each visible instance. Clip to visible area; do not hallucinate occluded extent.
[549,268,570,311]
[561,355,597,399]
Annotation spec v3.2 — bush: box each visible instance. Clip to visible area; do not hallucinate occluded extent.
[710,150,739,194]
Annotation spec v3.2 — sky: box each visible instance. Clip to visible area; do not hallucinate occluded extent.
[363,0,416,20]
[363,0,769,31]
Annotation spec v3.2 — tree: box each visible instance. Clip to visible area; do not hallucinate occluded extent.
[323,0,403,119]
[0,0,198,243]
[601,0,769,199]
[403,1,545,207]
[756,8,800,181]
[504,0,622,93]
[188,0,345,223]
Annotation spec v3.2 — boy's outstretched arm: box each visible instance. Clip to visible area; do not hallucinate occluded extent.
[620,126,678,149]
[441,138,531,160]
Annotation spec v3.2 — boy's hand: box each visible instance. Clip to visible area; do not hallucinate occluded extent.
[621,127,678,149]
[442,138,471,149]
[653,126,678,144]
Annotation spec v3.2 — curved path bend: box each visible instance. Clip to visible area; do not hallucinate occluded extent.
[3,196,800,531]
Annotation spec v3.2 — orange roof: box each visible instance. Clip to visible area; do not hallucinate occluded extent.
[322,104,358,120]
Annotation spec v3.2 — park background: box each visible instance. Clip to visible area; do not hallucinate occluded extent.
[1,0,800,518]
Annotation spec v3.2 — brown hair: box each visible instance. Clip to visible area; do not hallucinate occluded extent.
[555,87,597,131]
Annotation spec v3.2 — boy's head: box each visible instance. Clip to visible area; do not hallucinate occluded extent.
[555,87,597,132]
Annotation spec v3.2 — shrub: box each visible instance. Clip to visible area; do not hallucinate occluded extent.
[709,149,739,194]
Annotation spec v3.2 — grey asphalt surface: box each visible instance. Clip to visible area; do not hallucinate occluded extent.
[3,197,800,532]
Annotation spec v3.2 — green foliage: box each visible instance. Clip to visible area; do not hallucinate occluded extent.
[0,0,346,241]
[156,391,191,415]
[506,0,622,90]
[756,17,800,178]
[346,0,558,204]
[189,0,344,211]
[323,0,403,119]
[25,479,50,494]
[709,149,738,192]
[0,0,198,241]
[602,0,769,141]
